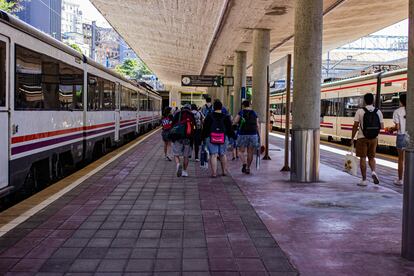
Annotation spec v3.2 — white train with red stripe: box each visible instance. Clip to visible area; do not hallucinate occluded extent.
[0,12,161,198]
[270,68,407,147]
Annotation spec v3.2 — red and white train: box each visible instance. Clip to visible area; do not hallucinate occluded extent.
[0,11,161,198]
[270,68,407,147]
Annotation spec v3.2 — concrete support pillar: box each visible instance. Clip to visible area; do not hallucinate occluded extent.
[290,0,323,183]
[233,51,247,115]
[224,65,233,111]
[252,29,270,146]
[216,86,224,103]
[402,0,414,261]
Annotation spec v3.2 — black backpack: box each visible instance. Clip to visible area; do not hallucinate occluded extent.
[240,110,258,133]
[210,114,226,134]
[362,107,381,139]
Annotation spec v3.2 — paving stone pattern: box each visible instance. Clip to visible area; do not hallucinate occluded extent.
[0,133,297,275]
[270,135,401,193]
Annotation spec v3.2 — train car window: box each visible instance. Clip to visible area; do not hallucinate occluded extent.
[121,86,132,111]
[42,57,60,110]
[343,96,364,117]
[381,92,404,119]
[102,80,114,110]
[0,41,6,107]
[15,45,84,110]
[321,98,343,117]
[59,63,83,110]
[140,93,147,111]
[148,98,153,111]
[15,46,43,109]
[87,75,100,110]
[131,90,138,110]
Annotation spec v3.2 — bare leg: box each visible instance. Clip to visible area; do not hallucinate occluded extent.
[360,157,367,180]
[247,147,254,169]
[210,154,218,176]
[398,149,405,180]
[175,156,180,166]
[239,147,246,165]
[220,154,228,175]
[368,157,376,173]
[183,156,189,170]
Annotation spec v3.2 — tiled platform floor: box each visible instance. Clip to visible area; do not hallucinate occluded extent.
[270,134,402,193]
[229,134,414,276]
[0,131,297,275]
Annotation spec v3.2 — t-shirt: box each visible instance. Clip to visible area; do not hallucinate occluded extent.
[161,115,173,130]
[192,110,203,129]
[393,106,406,135]
[201,104,213,117]
[238,109,258,135]
[354,105,384,139]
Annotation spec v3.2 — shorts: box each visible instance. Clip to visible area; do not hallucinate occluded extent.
[237,134,259,149]
[206,137,228,156]
[356,138,378,158]
[161,130,171,142]
[172,139,192,157]
[396,134,408,150]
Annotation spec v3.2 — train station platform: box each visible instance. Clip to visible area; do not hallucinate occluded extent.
[0,129,296,275]
[0,129,413,275]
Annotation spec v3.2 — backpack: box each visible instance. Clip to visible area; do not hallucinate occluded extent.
[362,107,381,139]
[240,110,257,134]
[202,104,213,117]
[210,114,226,144]
[161,116,172,130]
[169,111,194,141]
[193,111,203,129]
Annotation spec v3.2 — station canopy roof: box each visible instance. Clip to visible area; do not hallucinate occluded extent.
[90,0,407,87]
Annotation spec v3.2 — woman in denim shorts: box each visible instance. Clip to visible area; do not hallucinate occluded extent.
[202,100,235,177]
[388,94,407,186]
[233,100,260,175]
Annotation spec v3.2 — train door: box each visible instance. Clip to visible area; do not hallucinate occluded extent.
[0,35,9,190]
[114,83,121,142]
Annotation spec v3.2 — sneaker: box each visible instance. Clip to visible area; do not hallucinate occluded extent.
[195,159,200,162]
[372,172,380,185]
[394,179,403,186]
[242,164,247,173]
[182,170,188,177]
[165,156,172,161]
[357,179,367,187]
[245,168,250,175]
[176,164,182,177]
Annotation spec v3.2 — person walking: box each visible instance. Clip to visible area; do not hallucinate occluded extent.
[388,94,407,186]
[351,93,384,186]
[160,107,173,161]
[170,104,195,177]
[201,97,213,117]
[191,104,204,161]
[233,100,260,175]
[202,100,235,177]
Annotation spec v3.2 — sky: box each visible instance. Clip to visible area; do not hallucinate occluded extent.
[374,19,408,36]
[78,0,110,28]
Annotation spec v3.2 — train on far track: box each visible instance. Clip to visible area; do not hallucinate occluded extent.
[0,11,162,198]
[270,68,407,147]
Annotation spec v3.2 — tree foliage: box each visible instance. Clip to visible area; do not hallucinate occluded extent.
[0,0,28,13]
[67,43,83,54]
[115,58,152,80]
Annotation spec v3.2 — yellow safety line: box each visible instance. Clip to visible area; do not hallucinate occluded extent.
[0,128,160,236]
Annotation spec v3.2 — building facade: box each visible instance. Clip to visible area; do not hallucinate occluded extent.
[16,0,62,40]
[61,0,82,34]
